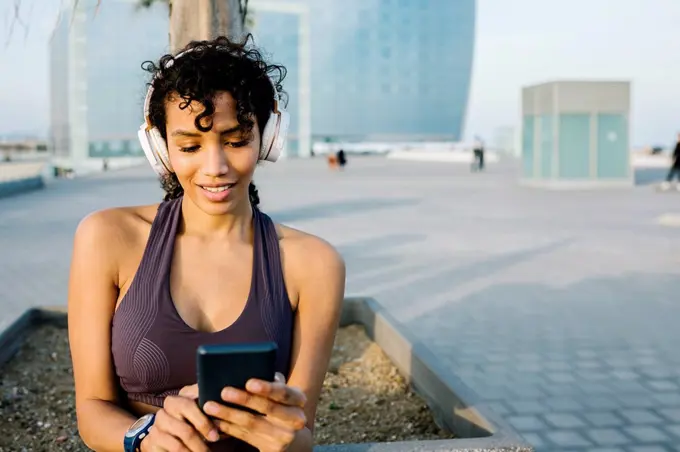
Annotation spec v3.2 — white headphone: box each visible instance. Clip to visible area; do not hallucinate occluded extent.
[137,47,290,177]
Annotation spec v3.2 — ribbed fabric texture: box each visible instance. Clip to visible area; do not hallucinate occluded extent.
[111,197,294,451]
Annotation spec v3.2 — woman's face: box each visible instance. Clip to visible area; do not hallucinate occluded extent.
[164,91,261,216]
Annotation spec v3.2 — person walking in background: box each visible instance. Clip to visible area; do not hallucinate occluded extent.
[471,135,485,172]
[336,149,347,169]
[660,133,680,190]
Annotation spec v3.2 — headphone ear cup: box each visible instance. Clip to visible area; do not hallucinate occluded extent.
[271,110,290,161]
[138,125,169,177]
[149,128,173,173]
[260,110,290,162]
[260,111,279,162]
[138,125,173,176]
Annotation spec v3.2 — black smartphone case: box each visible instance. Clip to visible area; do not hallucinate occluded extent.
[196,342,278,415]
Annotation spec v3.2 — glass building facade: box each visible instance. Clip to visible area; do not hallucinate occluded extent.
[49,0,169,166]
[49,0,475,163]
[251,0,476,155]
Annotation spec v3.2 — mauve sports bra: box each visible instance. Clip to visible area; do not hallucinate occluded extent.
[111,197,294,451]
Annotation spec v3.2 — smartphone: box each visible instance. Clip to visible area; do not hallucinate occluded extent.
[196,342,278,415]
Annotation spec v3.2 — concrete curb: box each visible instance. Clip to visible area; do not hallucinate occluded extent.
[0,176,45,199]
[0,301,532,452]
[0,306,67,368]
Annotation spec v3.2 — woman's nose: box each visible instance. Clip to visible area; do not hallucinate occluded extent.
[201,143,229,177]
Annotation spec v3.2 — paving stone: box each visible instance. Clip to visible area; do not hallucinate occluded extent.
[484,401,512,416]
[546,372,577,383]
[541,383,582,396]
[585,396,623,410]
[657,408,680,423]
[647,380,680,392]
[583,412,626,427]
[620,409,665,425]
[507,415,547,431]
[544,413,586,429]
[611,380,649,393]
[618,394,660,409]
[585,428,630,446]
[519,432,545,448]
[545,397,585,411]
[628,447,673,452]
[665,424,680,438]
[544,430,593,447]
[625,425,669,442]
[515,363,544,372]
[652,393,680,406]
[580,381,614,394]
[575,359,603,369]
[508,400,546,415]
[611,369,642,380]
[578,370,610,381]
[641,368,675,379]
[545,361,572,371]
[511,385,547,398]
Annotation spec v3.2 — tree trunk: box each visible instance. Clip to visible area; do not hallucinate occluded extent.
[168,0,244,53]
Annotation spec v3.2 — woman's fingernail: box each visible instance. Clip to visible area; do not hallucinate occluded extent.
[247,381,263,392]
[222,388,237,400]
[204,402,217,414]
[208,429,220,442]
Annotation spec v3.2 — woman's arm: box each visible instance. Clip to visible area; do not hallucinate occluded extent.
[286,236,346,451]
[68,210,139,451]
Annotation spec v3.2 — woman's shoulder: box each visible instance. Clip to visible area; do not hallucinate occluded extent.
[275,223,346,313]
[276,224,345,280]
[73,203,162,252]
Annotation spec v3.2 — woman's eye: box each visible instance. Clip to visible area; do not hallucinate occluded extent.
[225,140,249,148]
[179,145,200,153]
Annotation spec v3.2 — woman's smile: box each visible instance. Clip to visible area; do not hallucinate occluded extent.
[198,182,237,202]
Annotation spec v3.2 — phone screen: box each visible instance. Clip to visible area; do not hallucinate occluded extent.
[196,342,278,415]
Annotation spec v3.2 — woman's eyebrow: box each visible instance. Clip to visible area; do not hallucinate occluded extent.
[170,125,242,138]
[170,129,201,138]
[217,125,243,135]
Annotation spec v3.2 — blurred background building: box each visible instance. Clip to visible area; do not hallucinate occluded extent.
[250,0,476,156]
[49,0,169,173]
[521,80,632,188]
[49,0,476,169]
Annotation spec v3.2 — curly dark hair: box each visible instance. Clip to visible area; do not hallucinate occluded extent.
[141,34,287,205]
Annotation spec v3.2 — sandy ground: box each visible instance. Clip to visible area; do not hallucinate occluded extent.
[0,324,451,451]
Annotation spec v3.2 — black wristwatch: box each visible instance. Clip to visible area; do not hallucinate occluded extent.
[124,413,155,452]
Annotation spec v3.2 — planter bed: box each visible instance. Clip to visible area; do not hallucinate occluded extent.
[0,300,532,452]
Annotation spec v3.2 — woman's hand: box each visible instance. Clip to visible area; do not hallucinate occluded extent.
[140,385,220,452]
[203,373,308,452]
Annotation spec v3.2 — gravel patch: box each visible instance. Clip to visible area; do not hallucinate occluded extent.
[0,324,452,451]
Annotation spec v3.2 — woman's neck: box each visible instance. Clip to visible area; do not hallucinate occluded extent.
[178,196,254,242]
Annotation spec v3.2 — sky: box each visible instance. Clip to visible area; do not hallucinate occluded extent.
[1,0,679,147]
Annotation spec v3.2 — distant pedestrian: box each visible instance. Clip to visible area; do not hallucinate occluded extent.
[336,149,347,168]
[327,153,338,169]
[660,133,680,191]
[471,136,485,171]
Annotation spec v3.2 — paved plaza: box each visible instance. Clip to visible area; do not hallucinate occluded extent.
[1,156,680,451]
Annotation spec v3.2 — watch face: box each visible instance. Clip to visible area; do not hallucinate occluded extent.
[126,414,153,437]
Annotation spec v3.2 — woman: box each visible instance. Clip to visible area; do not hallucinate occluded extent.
[67,35,345,452]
